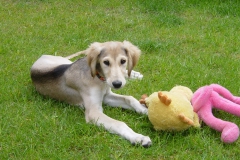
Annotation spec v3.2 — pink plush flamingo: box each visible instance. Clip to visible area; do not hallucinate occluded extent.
[192,84,240,143]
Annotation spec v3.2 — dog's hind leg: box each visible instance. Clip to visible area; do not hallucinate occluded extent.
[31,55,72,71]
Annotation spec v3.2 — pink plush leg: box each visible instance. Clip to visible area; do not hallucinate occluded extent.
[198,106,239,143]
[221,123,239,143]
[211,92,240,116]
[211,84,240,105]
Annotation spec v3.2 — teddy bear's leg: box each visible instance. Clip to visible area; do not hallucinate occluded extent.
[178,114,194,126]
[158,92,171,106]
[211,92,240,116]
[211,84,240,105]
[221,122,239,143]
[198,108,239,143]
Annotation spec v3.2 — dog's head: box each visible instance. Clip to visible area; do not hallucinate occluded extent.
[86,41,141,89]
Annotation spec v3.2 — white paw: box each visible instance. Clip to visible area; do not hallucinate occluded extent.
[131,134,152,148]
[138,107,148,115]
[135,103,148,115]
[126,70,143,80]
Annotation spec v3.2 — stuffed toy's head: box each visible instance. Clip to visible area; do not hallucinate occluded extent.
[140,86,200,131]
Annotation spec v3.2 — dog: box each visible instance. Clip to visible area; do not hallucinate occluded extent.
[30,41,152,147]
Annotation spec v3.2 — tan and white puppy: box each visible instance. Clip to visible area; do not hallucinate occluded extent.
[30,41,151,147]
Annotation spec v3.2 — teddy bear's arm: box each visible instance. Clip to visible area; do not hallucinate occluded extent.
[139,94,148,106]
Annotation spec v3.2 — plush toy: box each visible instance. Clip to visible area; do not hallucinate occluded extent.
[191,84,240,143]
[140,86,200,131]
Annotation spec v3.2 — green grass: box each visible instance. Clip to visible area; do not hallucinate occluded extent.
[1,0,240,159]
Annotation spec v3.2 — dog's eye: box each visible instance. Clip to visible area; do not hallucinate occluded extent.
[121,59,126,65]
[103,60,110,66]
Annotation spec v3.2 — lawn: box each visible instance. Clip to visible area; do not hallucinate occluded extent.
[1,0,240,159]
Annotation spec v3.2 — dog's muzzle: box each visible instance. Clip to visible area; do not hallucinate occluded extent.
[112,80,122,89]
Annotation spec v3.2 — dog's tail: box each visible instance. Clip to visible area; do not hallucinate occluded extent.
[65,50,86,60]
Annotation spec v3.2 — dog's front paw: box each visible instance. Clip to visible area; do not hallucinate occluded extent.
[135,103,148,115]
[131,134,152,148]
[129,97,148,114]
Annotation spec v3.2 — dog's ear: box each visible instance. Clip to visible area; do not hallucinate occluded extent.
[123,41,141,77]
[86,42,103,77]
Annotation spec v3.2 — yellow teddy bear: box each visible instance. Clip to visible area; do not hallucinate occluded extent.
[140,86,200,131]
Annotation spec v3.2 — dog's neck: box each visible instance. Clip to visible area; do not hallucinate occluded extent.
[95,64,106,81]
[96,72,106,81]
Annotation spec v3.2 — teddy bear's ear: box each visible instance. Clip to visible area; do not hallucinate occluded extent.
[158,92,171,106]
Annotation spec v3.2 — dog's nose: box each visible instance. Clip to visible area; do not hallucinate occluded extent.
[112,80,122,88]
